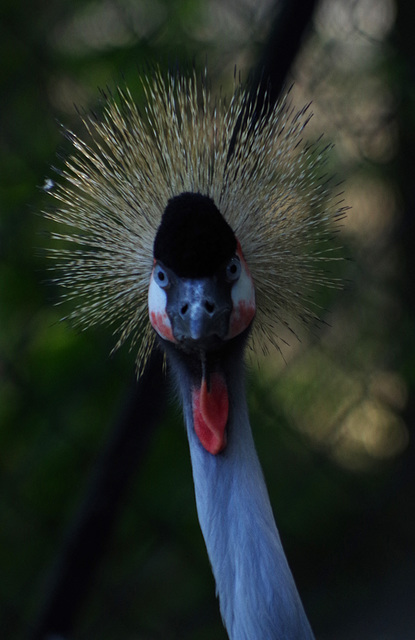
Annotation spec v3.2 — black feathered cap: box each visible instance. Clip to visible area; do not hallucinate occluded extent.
[153,192,237,278]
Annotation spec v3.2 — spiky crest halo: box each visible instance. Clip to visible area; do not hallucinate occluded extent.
[44,68,344,375]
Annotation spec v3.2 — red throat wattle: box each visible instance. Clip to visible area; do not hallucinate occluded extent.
[192,372,229,455]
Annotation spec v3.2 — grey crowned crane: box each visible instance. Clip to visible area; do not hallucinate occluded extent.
[45,69,343,640]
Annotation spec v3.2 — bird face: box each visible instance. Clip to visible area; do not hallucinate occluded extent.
[148,192,256,454]
[148,247,255,351]
[148,193,256,351]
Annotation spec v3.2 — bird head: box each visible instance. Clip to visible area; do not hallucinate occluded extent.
[149,192,255,352]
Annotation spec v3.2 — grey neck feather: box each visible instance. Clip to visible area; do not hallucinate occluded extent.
[167,344,315,640]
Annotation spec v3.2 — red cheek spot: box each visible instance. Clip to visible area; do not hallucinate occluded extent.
[150,311,175,342]
[229,300,256,337]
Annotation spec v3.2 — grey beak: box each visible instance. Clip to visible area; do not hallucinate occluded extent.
[167,277,232,348]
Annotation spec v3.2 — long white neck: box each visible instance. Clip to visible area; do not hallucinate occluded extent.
[170,350,315,640]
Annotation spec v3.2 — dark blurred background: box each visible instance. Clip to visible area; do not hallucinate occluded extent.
[1,0,415,638]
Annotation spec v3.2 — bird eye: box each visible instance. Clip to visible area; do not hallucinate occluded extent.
[154,264,169,289]
[226,256,241,282]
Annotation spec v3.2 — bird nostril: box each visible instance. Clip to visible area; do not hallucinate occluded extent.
[205,301,215,314]
[181,304,188,316]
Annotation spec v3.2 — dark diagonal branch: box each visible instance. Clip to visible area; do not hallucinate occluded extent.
[252,0,318,106]
[30,349,166,640]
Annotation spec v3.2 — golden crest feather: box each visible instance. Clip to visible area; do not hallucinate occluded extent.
[45,68,344,374]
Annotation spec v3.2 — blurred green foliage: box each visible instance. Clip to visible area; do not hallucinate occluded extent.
[1,0,414,639]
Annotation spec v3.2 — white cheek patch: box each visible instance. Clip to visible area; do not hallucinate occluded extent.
[148,271,176,342]
[228,246,256,339]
